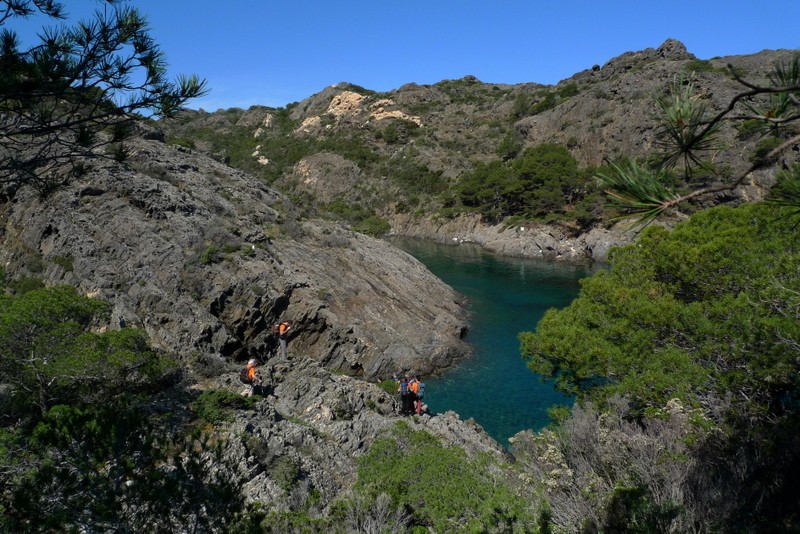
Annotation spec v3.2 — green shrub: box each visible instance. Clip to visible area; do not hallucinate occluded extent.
[378,379,399,395]
[270,456,300,493]
[8,276,44,294]
[751,136,784,163]
[200,245,220,265]
[557,83,579,98]
[683,59,721,73]
[531,91,557,114]
[353,215,390,237]
[191,389,255,423]
[356,422,536,532]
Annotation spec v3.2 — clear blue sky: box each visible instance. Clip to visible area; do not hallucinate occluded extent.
[14,1,800,111]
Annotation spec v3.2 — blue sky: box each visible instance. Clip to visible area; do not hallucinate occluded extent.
[13,1,800,111]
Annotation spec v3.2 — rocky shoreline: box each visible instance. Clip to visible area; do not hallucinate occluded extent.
[387,212,636,263]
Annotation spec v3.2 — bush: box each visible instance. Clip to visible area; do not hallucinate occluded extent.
[0,286,175,415]
[377,379,399,395]
[8,276,44,294]
[683,59,721,73]
[353,215,390,237]
[356,422,536,532]
[191,389,255,423]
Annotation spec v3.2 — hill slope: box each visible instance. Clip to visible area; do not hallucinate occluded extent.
[161,39,799,261]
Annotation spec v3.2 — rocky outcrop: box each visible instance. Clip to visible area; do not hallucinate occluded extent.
[0,133,469,380]
[517,41,798,176]
[193,354,510,513]
[289,152,363,204]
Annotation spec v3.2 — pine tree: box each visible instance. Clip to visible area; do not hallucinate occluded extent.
[0,0,207,196]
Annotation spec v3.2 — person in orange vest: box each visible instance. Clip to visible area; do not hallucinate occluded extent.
[408,375,421,415]
[277,320,292,359]
[414,376,425,415]
[239,359,262,397]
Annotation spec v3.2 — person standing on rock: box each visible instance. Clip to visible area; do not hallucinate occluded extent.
[408,375,421,415]
[276,320,292,359]
[398,375,411,415]
[240,359,262,397]
[415,376,426,415]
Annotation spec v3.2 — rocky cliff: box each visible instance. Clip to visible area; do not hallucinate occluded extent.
[185,355,510,520]
[0,131,469,380]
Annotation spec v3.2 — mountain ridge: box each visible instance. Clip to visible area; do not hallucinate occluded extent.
[163,39,798,262]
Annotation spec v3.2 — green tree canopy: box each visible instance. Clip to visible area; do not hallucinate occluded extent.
[457,142,597,223]
[520,202,800,428]
[0,285,174,418]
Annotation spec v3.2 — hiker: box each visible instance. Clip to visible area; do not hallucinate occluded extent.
[239,358,262,397]
[415,376,426,415]
[402,374,418,416]
[408,375,421,415]
[276,320,292,359]
[398,375,412,415]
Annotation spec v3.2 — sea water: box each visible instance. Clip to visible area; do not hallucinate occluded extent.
[391,237,600,446]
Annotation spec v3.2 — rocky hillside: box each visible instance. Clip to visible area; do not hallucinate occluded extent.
[0,123,520,531]
[0,129,469,380]
[162,39,799,261]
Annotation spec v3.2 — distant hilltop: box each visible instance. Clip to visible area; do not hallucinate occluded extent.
[163,39,798,260]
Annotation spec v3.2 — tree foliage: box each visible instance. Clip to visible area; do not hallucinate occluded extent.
[356,422,537,532]
[519,202,800,531]
[457,142,601,224]
[0,0,207,195]
[0,285,173,417]
[0,285,251,532]
[520,202,799,422]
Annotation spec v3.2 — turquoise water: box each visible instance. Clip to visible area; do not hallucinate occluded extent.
[392,238,600,446]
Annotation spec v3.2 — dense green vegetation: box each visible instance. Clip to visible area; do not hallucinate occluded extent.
[355,422,537,532]
[456,143,603,226]
[2,287,172,529]
[518,202,800,531]
[522,202,799,414]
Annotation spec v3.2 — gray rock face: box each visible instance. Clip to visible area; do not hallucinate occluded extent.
[0,135,469,379]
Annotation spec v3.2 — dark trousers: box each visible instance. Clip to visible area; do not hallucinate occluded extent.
[401,393,416,415]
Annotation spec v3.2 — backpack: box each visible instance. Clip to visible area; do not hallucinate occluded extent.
[417,382,425,399]
[399,380,408,396]
[271,323,280,334]
[239,367,252,384]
